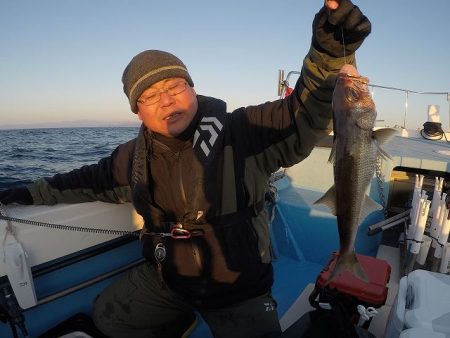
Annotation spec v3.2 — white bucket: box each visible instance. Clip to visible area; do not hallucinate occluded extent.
[439,243,450,273]
[400,327,447,337]
[427,104,440,123]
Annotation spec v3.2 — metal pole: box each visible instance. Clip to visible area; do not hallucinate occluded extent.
[34,258,146,307]
[447,92,450,132]
[403,91,409,129]
[277,70,284,97]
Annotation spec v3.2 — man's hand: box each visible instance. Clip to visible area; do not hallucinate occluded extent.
[324,0,340,11]
[0,187,33,205]
[312,0,371,57]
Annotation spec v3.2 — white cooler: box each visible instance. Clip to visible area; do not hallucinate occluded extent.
[384,269,450,338]
[399,328,447,338]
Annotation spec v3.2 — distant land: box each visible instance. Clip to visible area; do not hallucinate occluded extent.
[0,120,141,130]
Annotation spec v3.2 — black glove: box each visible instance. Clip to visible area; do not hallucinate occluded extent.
[312,0,371,57]
[0,187,33,205]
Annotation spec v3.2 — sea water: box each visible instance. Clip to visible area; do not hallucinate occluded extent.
[0,127,139,189]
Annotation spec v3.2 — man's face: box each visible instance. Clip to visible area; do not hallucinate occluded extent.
[136,77,198,137]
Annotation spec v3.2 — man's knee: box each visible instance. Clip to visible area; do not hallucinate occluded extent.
[92,292,115,337]
[92,290,198,338]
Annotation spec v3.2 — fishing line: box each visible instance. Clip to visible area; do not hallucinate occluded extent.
[341,26,347,64]
[323,1,347,64]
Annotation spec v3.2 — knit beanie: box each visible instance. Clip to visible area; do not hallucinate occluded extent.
[122,50,194,113]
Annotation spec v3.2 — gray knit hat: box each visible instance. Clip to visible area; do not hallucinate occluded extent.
[122,50,194,113]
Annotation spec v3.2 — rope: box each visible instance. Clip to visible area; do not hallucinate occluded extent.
[0,214,139,237]
[405,237,424,244]
[420,122,449,142]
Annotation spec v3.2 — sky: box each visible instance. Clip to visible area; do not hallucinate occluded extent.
[1,0,449,130]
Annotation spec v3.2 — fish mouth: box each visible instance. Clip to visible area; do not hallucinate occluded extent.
[338,73,370,86]
[337,73,370,94]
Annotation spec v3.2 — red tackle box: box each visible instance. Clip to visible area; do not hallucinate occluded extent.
[313,252,391,308]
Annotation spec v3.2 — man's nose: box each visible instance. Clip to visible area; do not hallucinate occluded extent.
[159,91,175,106]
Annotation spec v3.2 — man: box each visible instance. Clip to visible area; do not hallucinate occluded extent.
[0,1,371,337]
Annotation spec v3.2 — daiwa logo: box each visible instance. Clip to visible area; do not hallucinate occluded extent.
[193,117,223,156]
[264,302,275,312]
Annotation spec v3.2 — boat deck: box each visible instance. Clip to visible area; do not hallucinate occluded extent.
[380,133,450,178]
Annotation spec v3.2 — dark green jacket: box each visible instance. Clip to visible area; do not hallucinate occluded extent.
[28,48,353,308]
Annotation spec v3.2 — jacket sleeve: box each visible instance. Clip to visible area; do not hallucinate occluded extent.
[26,140,135,205]
[234,47,354,175]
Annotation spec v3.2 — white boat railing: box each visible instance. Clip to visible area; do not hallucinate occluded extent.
[368,84,450,130]
[278,70,450,131]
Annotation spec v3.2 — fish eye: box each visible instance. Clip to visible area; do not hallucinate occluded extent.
[345,87,359,102]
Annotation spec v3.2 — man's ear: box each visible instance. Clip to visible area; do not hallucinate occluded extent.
[137,110,144,121]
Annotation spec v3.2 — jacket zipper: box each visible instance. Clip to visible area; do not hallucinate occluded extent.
[176,151,203,272]
[150,139,203,282]
[176,152,187,206]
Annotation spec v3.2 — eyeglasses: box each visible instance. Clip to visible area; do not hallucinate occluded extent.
[137,80,188,106]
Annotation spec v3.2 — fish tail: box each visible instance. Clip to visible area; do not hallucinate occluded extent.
[323,252,369,286]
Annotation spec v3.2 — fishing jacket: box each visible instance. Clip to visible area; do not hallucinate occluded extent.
[27,48,352,309]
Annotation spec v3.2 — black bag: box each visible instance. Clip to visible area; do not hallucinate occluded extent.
[281,288,376,338]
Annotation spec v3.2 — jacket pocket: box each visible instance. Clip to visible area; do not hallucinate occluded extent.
[214,219,261,271]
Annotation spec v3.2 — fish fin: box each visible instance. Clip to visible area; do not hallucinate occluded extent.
[347,252,369,283]
[323,252,369,286]
[359,194,383,223]
[373,128,397,160]
[328,137,336,164]
[373,127,398,145]
[377,146,392,161]
[314,185,337,216]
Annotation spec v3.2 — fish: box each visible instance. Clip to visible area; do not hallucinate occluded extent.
[315,64,397,284]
